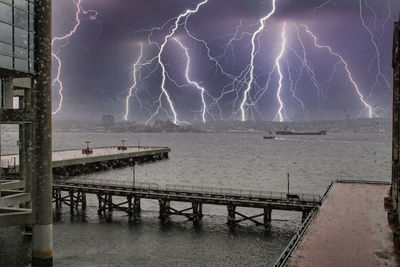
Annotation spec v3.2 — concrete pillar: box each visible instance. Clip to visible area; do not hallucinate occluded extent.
[2,78,13,108]
[31,0,53,265]
[19,89,33,209]
[393,20,400,222]
[264,208,272,227]
[22,87,33,210]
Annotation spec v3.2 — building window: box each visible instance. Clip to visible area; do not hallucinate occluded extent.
[0,0,35,74]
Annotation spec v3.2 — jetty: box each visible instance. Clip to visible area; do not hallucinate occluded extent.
[1,146,170,175]
[52,178,321,227]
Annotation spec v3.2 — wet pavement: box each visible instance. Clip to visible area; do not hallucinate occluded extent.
[287,181,399,266]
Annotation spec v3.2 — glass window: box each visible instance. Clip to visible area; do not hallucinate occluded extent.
[0,43,12,56]
[29,13,34,31]
[0,54,12,69]
[15,9,28,29]
[29,33,34,49]
[15,58,28,71]
[15,47,28,59]
[0,1,35,74]
[0,22,12,43]
[0,3,12,24]
[29,60,33,72]
[14,0,28,10]
[15,28,28,48]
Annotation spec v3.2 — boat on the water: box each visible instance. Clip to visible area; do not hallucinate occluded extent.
[263,135,276,139]
[275,130,327,135]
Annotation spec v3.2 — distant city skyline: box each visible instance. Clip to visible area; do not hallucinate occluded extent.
[52,0,400,123]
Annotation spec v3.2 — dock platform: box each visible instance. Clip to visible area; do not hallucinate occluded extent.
[52,178,321,227]
[1,146,170,175]
[275,180,398,267]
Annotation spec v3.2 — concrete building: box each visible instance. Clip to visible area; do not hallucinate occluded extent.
[0,1,53,266]
[389,17,400,224]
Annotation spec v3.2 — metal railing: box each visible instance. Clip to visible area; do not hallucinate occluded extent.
[273,207,319,267]
[1,158,17,168]
[165,184,320,202]
[54,178,321,203]
[273,179,338,266]
[55,177,159,191]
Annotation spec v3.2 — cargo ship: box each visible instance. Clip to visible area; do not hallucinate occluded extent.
[275,130,327,135]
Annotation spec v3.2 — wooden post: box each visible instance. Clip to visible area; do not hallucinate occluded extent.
[81,193,86,210]
[97,194,103,214]
[133,196,141,217]
[132,161,135,188]
[108,194,113,212]
[127,196,133,217]
[69,191,74,214]
[199,203,203,218]
[227,204,236,226]
[192,201,201,225]
[264,208,272,227]
[159,199,170,223]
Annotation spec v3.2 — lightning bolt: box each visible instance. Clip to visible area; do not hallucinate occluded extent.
[123,43,143,121]
[293,24,325,103]
[173,38,208,123]
[300,24,375,118]
[358,0,391,95]
[52,0,98,115]
[313,0,335,15]
[145,0,210,125]
[274,22,287,122]
[283,54,309,121]
[240,0,276,121]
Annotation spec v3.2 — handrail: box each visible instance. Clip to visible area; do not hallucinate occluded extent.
[53,178,321,203]
[273,207,319,267]
[273,179,337,267]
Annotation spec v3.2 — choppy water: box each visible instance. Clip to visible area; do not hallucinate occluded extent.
[0,131,391,266]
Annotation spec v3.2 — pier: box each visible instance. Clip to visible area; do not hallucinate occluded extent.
[274,180,397,266]
[52,178,321,227]
[1,146,170,175]
[0,146,170,227]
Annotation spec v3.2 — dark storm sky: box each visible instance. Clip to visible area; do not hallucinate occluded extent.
[52,0,400,122]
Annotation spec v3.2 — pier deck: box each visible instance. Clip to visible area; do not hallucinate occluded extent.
[279,180,398,266]
[52,178,321,226]
[1,146,170,174]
